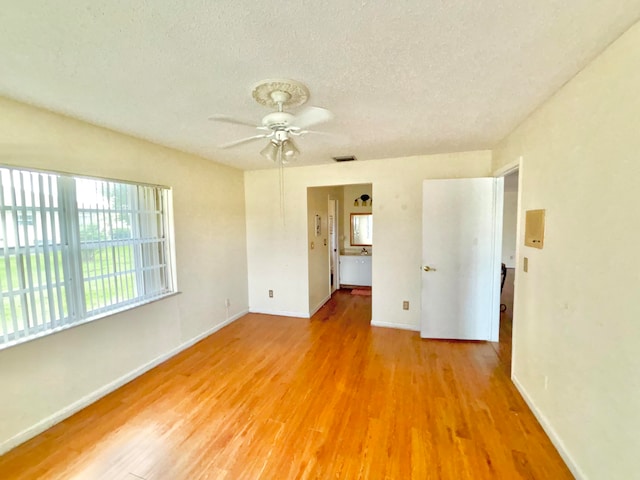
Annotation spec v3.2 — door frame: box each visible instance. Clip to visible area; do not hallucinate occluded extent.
[328,198,340,293]
[493,156,522,375]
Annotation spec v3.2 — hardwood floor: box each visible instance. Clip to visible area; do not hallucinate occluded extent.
[0,289,572,479]
[493,267,515,376]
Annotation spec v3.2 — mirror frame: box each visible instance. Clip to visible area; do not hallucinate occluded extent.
[350,213,373,246]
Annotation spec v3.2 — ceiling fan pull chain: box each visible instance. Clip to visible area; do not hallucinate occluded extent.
[279,145,286,225]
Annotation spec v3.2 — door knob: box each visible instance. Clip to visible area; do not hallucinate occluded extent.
[423,266,436,272]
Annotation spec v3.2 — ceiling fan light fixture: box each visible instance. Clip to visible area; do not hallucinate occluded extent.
[281,140,299,163]
[211,79,334,167]
[260,141,279,162]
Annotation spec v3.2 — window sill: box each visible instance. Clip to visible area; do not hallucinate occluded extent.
[0,291,181,352]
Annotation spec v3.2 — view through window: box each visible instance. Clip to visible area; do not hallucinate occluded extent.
[0,166,175,348]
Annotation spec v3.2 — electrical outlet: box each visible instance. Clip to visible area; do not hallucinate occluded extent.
[225,298,231,308]
[402,300,409,310]
[269,289,273,298]
[523,257,529,272]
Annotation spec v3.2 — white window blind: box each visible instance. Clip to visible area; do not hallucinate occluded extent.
[0,166,175,348]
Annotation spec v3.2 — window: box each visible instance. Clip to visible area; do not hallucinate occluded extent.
[0,166,176,348]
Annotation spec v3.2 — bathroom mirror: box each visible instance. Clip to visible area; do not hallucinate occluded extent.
[350,213,373,246]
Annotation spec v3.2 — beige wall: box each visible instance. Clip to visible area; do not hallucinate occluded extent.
[245,151,492,328]
[0,97,249,453]
[493,21,640,479]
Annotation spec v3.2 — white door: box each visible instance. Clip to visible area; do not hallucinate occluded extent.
[421,178,503,341]
[328,199,339,292]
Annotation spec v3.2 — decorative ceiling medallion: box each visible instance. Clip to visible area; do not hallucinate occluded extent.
[252,79,310,109]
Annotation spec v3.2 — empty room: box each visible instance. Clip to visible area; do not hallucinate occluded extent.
[0,2,639,479]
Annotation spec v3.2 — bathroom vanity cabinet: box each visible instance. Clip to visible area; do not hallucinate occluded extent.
[339,255,372,286]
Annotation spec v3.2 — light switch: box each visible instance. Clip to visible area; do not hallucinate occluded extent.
[523,257,528,272]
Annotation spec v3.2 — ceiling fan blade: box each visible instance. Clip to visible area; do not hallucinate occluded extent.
[219,134,270,149]
[296,130,349,143]
[208,114,260,128]
[292,106,334,129]
[298,129,340,137]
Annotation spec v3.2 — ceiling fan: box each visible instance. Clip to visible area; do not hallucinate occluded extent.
[209,79,334,164]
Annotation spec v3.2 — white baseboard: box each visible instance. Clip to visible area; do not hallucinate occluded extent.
[371,320,420,331]
[512,374,585,480]
[0,309,248,456]
[309,294,332,318]
[249,308,308,318]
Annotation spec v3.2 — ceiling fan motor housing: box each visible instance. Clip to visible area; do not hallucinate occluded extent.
[273,130,289,142]
[262,111,296,131]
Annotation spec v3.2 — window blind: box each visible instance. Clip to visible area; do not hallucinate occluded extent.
[0,166,175,348]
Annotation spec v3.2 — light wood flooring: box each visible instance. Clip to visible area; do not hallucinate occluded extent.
[0,286,572,479]
[493,267,515,376]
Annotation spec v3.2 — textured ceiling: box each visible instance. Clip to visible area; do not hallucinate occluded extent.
[1,1,640,170]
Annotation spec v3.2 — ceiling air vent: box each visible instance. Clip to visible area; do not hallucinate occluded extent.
[332,155,357,162]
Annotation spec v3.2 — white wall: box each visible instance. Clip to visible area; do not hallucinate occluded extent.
[493,21,640,480]
[245,151,492,329]
[501,191,518,267]
[0,97,249,453]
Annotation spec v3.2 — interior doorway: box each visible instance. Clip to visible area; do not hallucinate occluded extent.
[306,184,372,319]
[494,168,519,373]
[334,184,372,297]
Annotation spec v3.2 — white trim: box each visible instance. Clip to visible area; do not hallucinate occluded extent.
[512,160,524,370]
[371,320,420,331]
[493,156,522,178]
[0,309,248,456]
[328,198,340,294]
[493,156,522,385]
[512,375,585,480]
[309,293,332,318]
[165,188,178,292]
[248,309,309,318]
